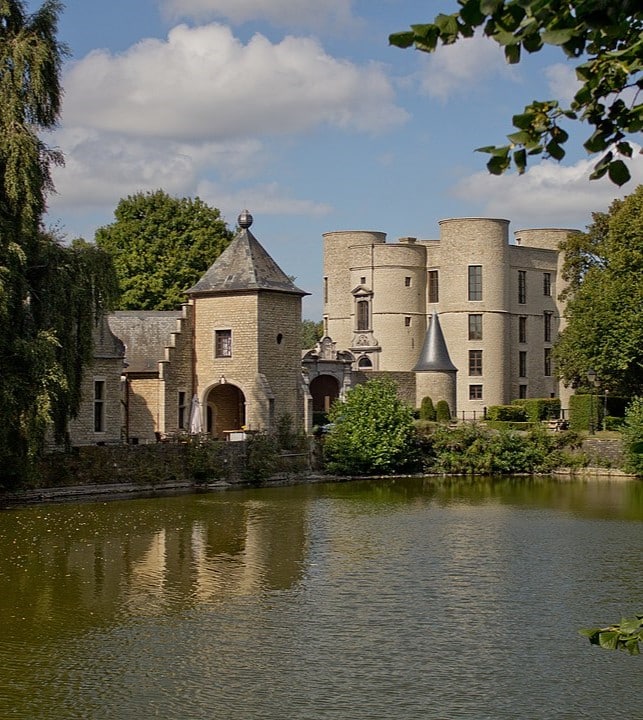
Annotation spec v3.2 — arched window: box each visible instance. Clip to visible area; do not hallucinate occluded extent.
[358,355,372,369]
[356,299,369,331]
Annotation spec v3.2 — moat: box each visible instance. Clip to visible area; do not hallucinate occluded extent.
[1,476,641,719]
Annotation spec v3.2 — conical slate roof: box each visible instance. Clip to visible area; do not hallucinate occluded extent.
[187,210,308,296]
[413,310,457,372]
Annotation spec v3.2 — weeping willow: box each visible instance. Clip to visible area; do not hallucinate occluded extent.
[1,1,118,486]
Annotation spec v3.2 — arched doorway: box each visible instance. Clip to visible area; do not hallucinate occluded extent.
[206,383,246,439]
[310,374,340,415]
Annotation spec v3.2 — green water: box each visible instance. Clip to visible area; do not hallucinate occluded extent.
[1,477,641,719]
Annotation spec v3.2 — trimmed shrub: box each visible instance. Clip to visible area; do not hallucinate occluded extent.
[487,405,527,422]
[419,396,436,421]
[569,394,599,432]
[435,400,451,423]
[512,397,561,421]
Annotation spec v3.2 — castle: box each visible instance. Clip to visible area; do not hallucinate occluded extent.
[63,213,575,446]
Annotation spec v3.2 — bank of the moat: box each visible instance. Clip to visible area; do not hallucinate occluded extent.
[0,435,636,509]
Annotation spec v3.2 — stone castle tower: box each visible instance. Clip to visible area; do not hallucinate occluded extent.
[322,219,574,418]
[187,210,309,437]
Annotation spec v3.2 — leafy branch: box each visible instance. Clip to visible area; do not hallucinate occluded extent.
[580,615,643,655]
[390,1,643,185]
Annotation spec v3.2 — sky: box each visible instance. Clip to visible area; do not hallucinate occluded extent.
[32,0,643,318]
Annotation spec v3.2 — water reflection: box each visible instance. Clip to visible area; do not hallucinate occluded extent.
[0,477,641,720]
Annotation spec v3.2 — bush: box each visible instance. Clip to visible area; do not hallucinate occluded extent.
[487,405,527,422]
[435,400,451,423]
[419,396,436,421]
[604,415,625,431]
[323,378,419,475]
[512,398,561,421]
[569,394,596,432]
[621,397,643,476]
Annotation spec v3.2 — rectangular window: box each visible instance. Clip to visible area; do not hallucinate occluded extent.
[544,348,552,376]
[428,270,439,303]
[543,272,551,296]
[323,277,328,303]
[468,314,482,341]
[518,270,527,304]
[468,265,482,301]
[519,351,527,378]
[469,384,483,400]
[404,276,412,287]
[94,380,105,433]
[178,391,187,430]
[404,316,411,327]
[519,316,527,343]
[360,276,366,285]
[519,384,527,399]
[356,299,369,331]
[469,349,482,376]
[215,329,232,358]
[544,311,553,342]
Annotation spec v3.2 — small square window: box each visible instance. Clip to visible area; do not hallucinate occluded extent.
[404,316,411,327]
[360,276,366,285]
[405,276,412,287]
[469,384,483,400]
[215,329,232,358]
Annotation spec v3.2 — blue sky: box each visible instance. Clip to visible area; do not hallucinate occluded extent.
[34,0,643,318]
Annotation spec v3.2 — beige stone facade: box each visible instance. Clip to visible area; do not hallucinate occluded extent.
[66,211,310,445]
[322,218,575,418]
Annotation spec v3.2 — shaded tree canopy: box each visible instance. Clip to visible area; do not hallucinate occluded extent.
[301,319,323,349]
[390,1,642,185]
[554,185,643,396]
[95,190,234,311]
[1,1,118,487]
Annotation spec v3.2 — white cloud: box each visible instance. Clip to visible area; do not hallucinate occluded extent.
[195,180,333,221]
[451,148,643,231]
[544,63,580,106]
[62,23,406,141]
[159,0,359,31]
[419,33,517,102]
[49,126,266,211]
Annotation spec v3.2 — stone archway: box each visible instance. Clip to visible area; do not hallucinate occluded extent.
[206,383,246,439]
[310,374,340,414]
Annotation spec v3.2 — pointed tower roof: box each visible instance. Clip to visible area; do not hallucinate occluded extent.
[187,210,308,297]
[413,310,457,372]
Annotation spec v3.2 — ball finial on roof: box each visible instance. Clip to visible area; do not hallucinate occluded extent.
[238,209,253,229]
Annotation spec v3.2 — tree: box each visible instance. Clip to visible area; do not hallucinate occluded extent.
[554,185,643,396]
[95,190,233,310]
[323,378,418,475]
[0,1,119,487]
[301,319,323,349]
[390,1,642,185]
[621,396,643,476]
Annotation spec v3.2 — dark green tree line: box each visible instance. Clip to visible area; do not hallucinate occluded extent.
[1,1,118,486]
[554,185,643,396]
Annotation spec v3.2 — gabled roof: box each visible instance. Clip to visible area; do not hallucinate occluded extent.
[187,210,308,297]
[413,310,457,373]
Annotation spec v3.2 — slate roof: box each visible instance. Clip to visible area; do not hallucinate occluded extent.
[187,211,308,297]
[108,311,183,374]
[413,311,457,372]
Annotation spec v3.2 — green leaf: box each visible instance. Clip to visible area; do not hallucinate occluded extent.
[389,31,416,49]
[619,616,643,635]
[513,148,527,173]
[487,154,511,175]
[584,130,609,153]
[505,43,521,64]
[607,160,631,186]
[541,29,575,46]
[546,140,565,161]
[598,631,619,650]
[507,130,532,145]
[512,112,535,130]
[480,0,503,14]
